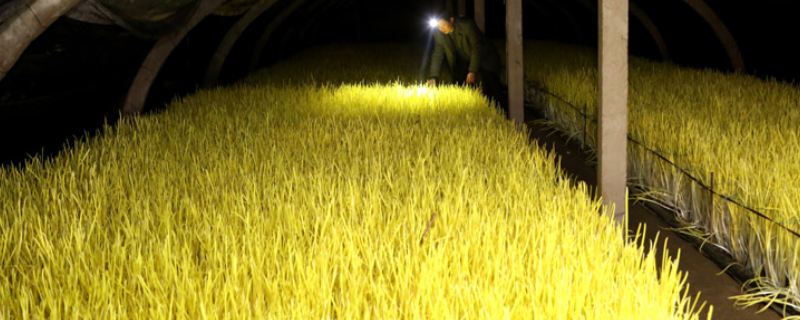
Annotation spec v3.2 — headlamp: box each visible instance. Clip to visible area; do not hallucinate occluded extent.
[428,18,439,28]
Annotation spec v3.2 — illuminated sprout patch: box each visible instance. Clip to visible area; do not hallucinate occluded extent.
[0,46,708,319]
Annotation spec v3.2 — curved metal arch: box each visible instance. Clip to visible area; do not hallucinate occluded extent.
[122,0,228,115]
[681,0,744,71]
[0,0,85,83]
[287,0,355,50]
[530,0,587,43]
[629,2,671,62]
[523,0,576,40]
[288,2,338,49]
[248,0,355,72]
[203,0,280,87]
[546,0,588,43]
[263,0,338,60]
[247,0,313,72]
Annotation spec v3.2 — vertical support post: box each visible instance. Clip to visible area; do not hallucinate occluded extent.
[506,0,524,125]
[444,0,453,14]
[458,0,466,16]
[475,0,485,32]
[598,0,629,226]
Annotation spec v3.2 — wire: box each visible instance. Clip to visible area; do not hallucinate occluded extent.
[527,85,800,238]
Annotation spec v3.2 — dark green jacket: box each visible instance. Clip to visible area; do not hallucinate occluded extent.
[429,17,501,80]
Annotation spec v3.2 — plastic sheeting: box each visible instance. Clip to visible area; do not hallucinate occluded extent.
[67,0,201,38]
[215,0,263,16]
[0,0,272,39]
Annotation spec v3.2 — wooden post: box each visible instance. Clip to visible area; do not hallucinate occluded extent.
[475,0,485,32]
[506,0,524,125]
[598,0,629,226]
[458,0,466,17]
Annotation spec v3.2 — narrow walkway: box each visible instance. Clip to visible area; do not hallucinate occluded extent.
[523,107,782,320]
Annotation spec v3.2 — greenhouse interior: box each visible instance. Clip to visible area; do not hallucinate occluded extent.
[1,0,799,319]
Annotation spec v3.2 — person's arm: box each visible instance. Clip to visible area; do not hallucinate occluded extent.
[429,34,445,82]
[466,20,485,75]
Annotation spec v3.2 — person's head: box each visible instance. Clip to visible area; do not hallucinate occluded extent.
[437,17,455,34]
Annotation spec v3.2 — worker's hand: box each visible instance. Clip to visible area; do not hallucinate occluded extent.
[466,72,477,85]
[427,78,436,86]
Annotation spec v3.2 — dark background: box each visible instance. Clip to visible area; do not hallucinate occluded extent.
[1,0,798,166]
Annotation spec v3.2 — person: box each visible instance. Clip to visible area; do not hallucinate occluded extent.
[427,14,506,114]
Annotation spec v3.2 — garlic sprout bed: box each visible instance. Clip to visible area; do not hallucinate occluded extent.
[518,40,800,314]
[1,44,706,319]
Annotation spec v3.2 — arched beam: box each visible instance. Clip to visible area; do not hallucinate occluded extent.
[681,0,744,71]
[629,2,670,62]
[523,0,572,40]
[122,0,227,115]
[247,0,310,72]
[0,0,84,83]
[269,0,337,59]
[203,0,279,88]
[535,0,588,43]
[291,2,339,48]
[289,0,354,49]
[573,0,671,62]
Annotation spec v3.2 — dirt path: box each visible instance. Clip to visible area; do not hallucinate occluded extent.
[523,107,783,320]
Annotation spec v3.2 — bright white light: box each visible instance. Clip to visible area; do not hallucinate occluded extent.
[428,18,438,28]
[401,85,432,97]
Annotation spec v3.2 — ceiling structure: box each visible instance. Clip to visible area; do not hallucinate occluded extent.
[1,0,797,115]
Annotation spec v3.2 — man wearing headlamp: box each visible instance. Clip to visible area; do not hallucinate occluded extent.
[427,13,504,112]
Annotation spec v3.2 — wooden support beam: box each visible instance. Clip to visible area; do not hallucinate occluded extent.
[598,0,629,226]
[474,0,485,32]
[506,0,524,125]
[203,0,279,87]
[0,0,84,83]
[682,0,744,71]
[524,0,578,44]
[458,0,466,17]
[123,0,228,115]
[248,0,309,72]
[294,0,352,48]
